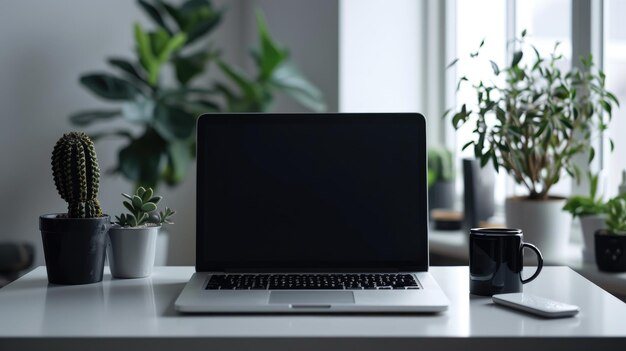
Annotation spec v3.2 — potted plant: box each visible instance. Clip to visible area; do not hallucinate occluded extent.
[595,197,626,272]
[563,173,607,262]
[107,187,175,278]
[69,0,326,190]
[39,132,110,285]
[428,148,456,212]
[448,31,619,261]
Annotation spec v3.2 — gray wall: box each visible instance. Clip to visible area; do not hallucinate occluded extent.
[0,0,338,267]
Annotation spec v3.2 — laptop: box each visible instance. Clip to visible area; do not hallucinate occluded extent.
[175,113,449,313]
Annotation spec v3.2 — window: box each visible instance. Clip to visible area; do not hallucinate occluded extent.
[452,0,574,204]
[605,0,626,197]
[453,0,506,203]
[339,1,615,204]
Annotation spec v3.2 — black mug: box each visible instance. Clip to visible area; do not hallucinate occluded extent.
[469,228,543,296]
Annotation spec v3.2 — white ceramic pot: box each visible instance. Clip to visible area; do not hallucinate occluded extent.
[107,225,160,279]
[580,214,606,262]
[504,197,572,263]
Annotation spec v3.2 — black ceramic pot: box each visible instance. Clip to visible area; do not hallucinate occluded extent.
[595,229,626,272]
[39,214,109,285]
[429,180,456,211]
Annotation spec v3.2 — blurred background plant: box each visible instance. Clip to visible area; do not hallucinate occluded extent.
[563,172,607,218]
[427,148,455,188]
[70,0,326,189]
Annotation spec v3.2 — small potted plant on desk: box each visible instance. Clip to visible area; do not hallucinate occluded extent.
[595,196,626,272]
[563,173,607,262]
[39,132,110,285]
[107,187,175,279]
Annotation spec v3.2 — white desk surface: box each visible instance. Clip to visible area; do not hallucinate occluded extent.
[1,266,626,351]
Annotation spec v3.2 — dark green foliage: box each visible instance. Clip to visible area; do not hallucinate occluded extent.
[115,187,175,227]
[428,148,455,187]
[606,197,626,234]
[563,172,607,218]
[51,132,103,218]
[447,30,620,200]
[70,0,326,190]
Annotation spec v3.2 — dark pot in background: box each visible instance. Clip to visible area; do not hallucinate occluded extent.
[39,214,109,285]
[595,229,626,272]
[429,180,456,212]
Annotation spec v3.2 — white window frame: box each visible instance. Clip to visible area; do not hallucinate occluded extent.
[441,0,604,198]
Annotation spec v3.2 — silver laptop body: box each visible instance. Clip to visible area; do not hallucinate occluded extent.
[175,113,449,313]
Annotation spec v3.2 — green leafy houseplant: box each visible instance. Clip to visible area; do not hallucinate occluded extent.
[563,173,606,218]
[448,30,619,200]
[70,0,326,189]
[115,187,175,227]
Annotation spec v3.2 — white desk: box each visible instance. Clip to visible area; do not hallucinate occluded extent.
[1,266,625,351]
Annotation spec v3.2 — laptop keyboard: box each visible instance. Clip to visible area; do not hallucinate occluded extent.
[205,273,420,290]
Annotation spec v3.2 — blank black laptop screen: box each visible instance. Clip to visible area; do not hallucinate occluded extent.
[196,113,428,272]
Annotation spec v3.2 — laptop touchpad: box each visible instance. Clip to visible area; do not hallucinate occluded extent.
[269,291,355,304]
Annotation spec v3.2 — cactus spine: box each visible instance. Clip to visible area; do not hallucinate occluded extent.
[51,132,103,218]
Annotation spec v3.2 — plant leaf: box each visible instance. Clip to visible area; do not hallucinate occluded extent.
[118,128,166,189]
[134,23,157,84]
[80,73,140,100]
[173,51,211,85]
[142,188,154,202]
[123,201,135,213]
[156,32,187,63]
[490,60,500,75]
[148,196,162,204]
[217,61,258,101]
[88,130,133,142]
[185,8,222,45]
[141,202,157,212]
[132,195,143,208]
[108,57,147,84]
[256,10,288,81]
[270,62,326,112]
[137,0,172,34]
[69,109,121,126]
[163,140,192,186]
[511,51,523,67]
[446,58,459,69]
[121,96,156,123]
[153,104,196,141]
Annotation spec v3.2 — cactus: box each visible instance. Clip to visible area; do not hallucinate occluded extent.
[51,132,103,218]
[115,187,175,227]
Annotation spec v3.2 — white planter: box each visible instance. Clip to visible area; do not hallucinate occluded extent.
[504,197,572,263]
[107,225,160,279]
[580,214,606,262]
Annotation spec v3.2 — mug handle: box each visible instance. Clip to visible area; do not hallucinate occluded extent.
[521,243,543,284]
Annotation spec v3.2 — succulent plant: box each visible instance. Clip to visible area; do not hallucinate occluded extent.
[51,132,103,218]
[115,187,175,227]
